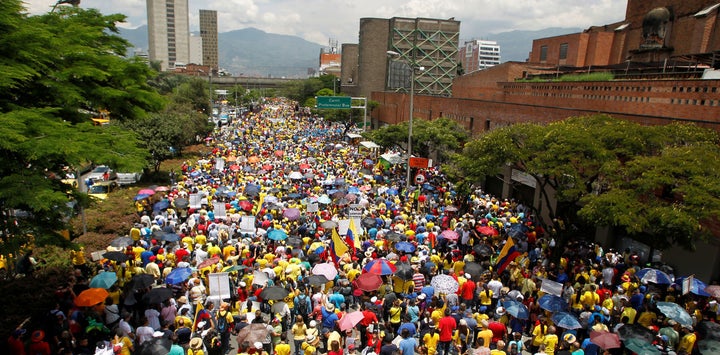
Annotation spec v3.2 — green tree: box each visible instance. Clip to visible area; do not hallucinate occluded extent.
[0,2,161,252]
[365,117,469,162]
[451,114,720,252]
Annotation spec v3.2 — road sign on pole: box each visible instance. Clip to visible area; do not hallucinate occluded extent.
[316,96,352,109]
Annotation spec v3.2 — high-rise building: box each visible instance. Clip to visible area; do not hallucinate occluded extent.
[147,0,190,71]
[199,9,218,71]
[459,40,501,73]
[345,17,460,98]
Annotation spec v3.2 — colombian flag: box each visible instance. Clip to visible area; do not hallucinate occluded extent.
[347,219,359,249]
[330,228,350,266]
[495,236,520,274]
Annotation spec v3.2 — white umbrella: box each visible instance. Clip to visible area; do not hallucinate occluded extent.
[431,274,459,295]
[288,171,303,180]
[312,262,338,281]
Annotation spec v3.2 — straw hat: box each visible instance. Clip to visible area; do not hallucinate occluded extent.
[190,337,202,350]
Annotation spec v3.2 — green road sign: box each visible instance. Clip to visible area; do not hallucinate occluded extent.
[316,96,351,109]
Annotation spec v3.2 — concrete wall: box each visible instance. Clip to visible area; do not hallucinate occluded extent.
[340,43,359,96]
[357,18,390,99]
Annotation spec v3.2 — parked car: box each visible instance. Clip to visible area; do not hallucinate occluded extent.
[117,172,143,186]
[88,180,117,200]
[87,165,117,181]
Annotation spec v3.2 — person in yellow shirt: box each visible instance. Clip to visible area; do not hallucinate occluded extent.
[275,334,291,355]
[542,326,558,355]
[478,284,493,312]
[678,325,696,354]
[530,319,548,354]
[195,234,207,246]
[422,327,440,355]
[207,243,222,258]
[636,304,657,328]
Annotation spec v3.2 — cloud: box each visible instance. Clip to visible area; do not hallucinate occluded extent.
[22,0,628,46]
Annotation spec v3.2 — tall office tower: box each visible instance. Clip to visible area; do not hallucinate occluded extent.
[199,9,218,71]
[147,0,190,71]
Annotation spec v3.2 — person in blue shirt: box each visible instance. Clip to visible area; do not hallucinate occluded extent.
[398,329,418,355]
[397,315,417,337]
[328,289,345,309]
[321,303,339,331]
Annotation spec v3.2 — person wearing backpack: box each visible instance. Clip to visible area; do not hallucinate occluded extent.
[216,303,234,355]
[295,291,311,324]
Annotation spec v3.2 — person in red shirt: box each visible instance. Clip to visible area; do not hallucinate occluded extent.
[460,273,476,308]
[437,309,457,355]
[488,321,508,346]
[8,329,26,355]
[358,304,379,348]
[27,330,51,355]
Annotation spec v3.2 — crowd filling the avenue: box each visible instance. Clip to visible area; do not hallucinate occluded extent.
[9,98,720,355]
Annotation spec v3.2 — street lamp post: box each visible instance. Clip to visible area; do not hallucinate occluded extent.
[387,51,424,189]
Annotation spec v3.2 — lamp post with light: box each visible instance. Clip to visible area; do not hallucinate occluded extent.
[387,50,424,189]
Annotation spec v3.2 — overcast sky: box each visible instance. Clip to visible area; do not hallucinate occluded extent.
[24,0,627,45]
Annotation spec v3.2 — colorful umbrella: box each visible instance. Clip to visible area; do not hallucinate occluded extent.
[165,267,193,285]
[538,294,568,312]
[154,186,170,192]
[197,256,221,270]
[440,229,459,241]
[312,262,338,280]
[238,200,253,211]
[552,311,582,329]
[355,273,383,292]
[134,194,151,201]
[656,302,693,326]
[589,331,621,350]
[363,259,397,276]
[431,274,459,295]
[89,272,117,289]
[283,208,301,221]
[137,189,156,195]
[338,311,364,331]
[636,268,673,284]
[476,225,498,236]
[75,288,109,307]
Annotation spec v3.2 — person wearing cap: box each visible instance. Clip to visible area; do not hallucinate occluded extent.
[301,335,318,355]
[459,273,476,308]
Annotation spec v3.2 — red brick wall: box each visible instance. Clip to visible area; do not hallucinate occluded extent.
[372,79,720,135]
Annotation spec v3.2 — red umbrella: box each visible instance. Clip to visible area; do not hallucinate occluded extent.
[239,200,254,212]
[229,165,241,172]
[274,150,284,157]
[248,156,260,163]
[476,225,499,236]
[355,273,383,292]
[137,189,156,195]
[197,256,221,269]
[590,331,621,350]
[299,163,311,170]
[440,229,459,241]
[262,164,273,171]
[338,311,364,331]
[363,259,397,276]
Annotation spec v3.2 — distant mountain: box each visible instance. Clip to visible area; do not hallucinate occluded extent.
[117,26,582,78]
[486,27,583,62]
[219,28,323,78]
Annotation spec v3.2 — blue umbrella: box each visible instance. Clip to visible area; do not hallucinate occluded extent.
[189,170,201,177]
[165,267,193,285]
[636,268,673,285]
[502,299,529,319]
[153,200,170,211]
[552,311,582,329]
[318,195,332,204]
[656,302,693,326]
[394,241,416,253]
[386,188,398,195]
[89,272,118,289]
[267,229,288,241]
[348,186,360,194]
[134,194,151,201]
[674,276,710,296]
[538,294,569,312]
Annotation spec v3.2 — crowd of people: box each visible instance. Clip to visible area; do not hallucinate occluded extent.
[9,98,720,355]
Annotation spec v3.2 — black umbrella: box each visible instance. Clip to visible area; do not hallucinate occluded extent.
[110,236,133,248]
[362,217,377,229]
[131,274,155,290]
[137,337,172,355]
[385,232,403,242]
[174,198,189,209]
[473,244,493,257]
[142,287,173,304]
[394,263,414,281]
[305,274,329,286]
[103,251,128,262]
[260,286,290,301]
[617,323,655,343]
[464,262,484,279]
[287,237,303,247]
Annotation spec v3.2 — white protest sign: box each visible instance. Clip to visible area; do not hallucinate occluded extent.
[208,272,231,300]
[540,278,563,297]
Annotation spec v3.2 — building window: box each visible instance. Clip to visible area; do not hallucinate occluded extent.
[559,43,568,60]
[540,45,548,61]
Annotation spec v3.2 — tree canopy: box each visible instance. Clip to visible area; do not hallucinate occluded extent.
[365,117,469,162]
[0,2,164,252]
[451,114,720,251]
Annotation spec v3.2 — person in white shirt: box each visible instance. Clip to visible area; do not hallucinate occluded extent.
[135,316,155,345]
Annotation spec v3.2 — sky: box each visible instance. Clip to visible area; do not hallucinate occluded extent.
[24,0,628,45]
